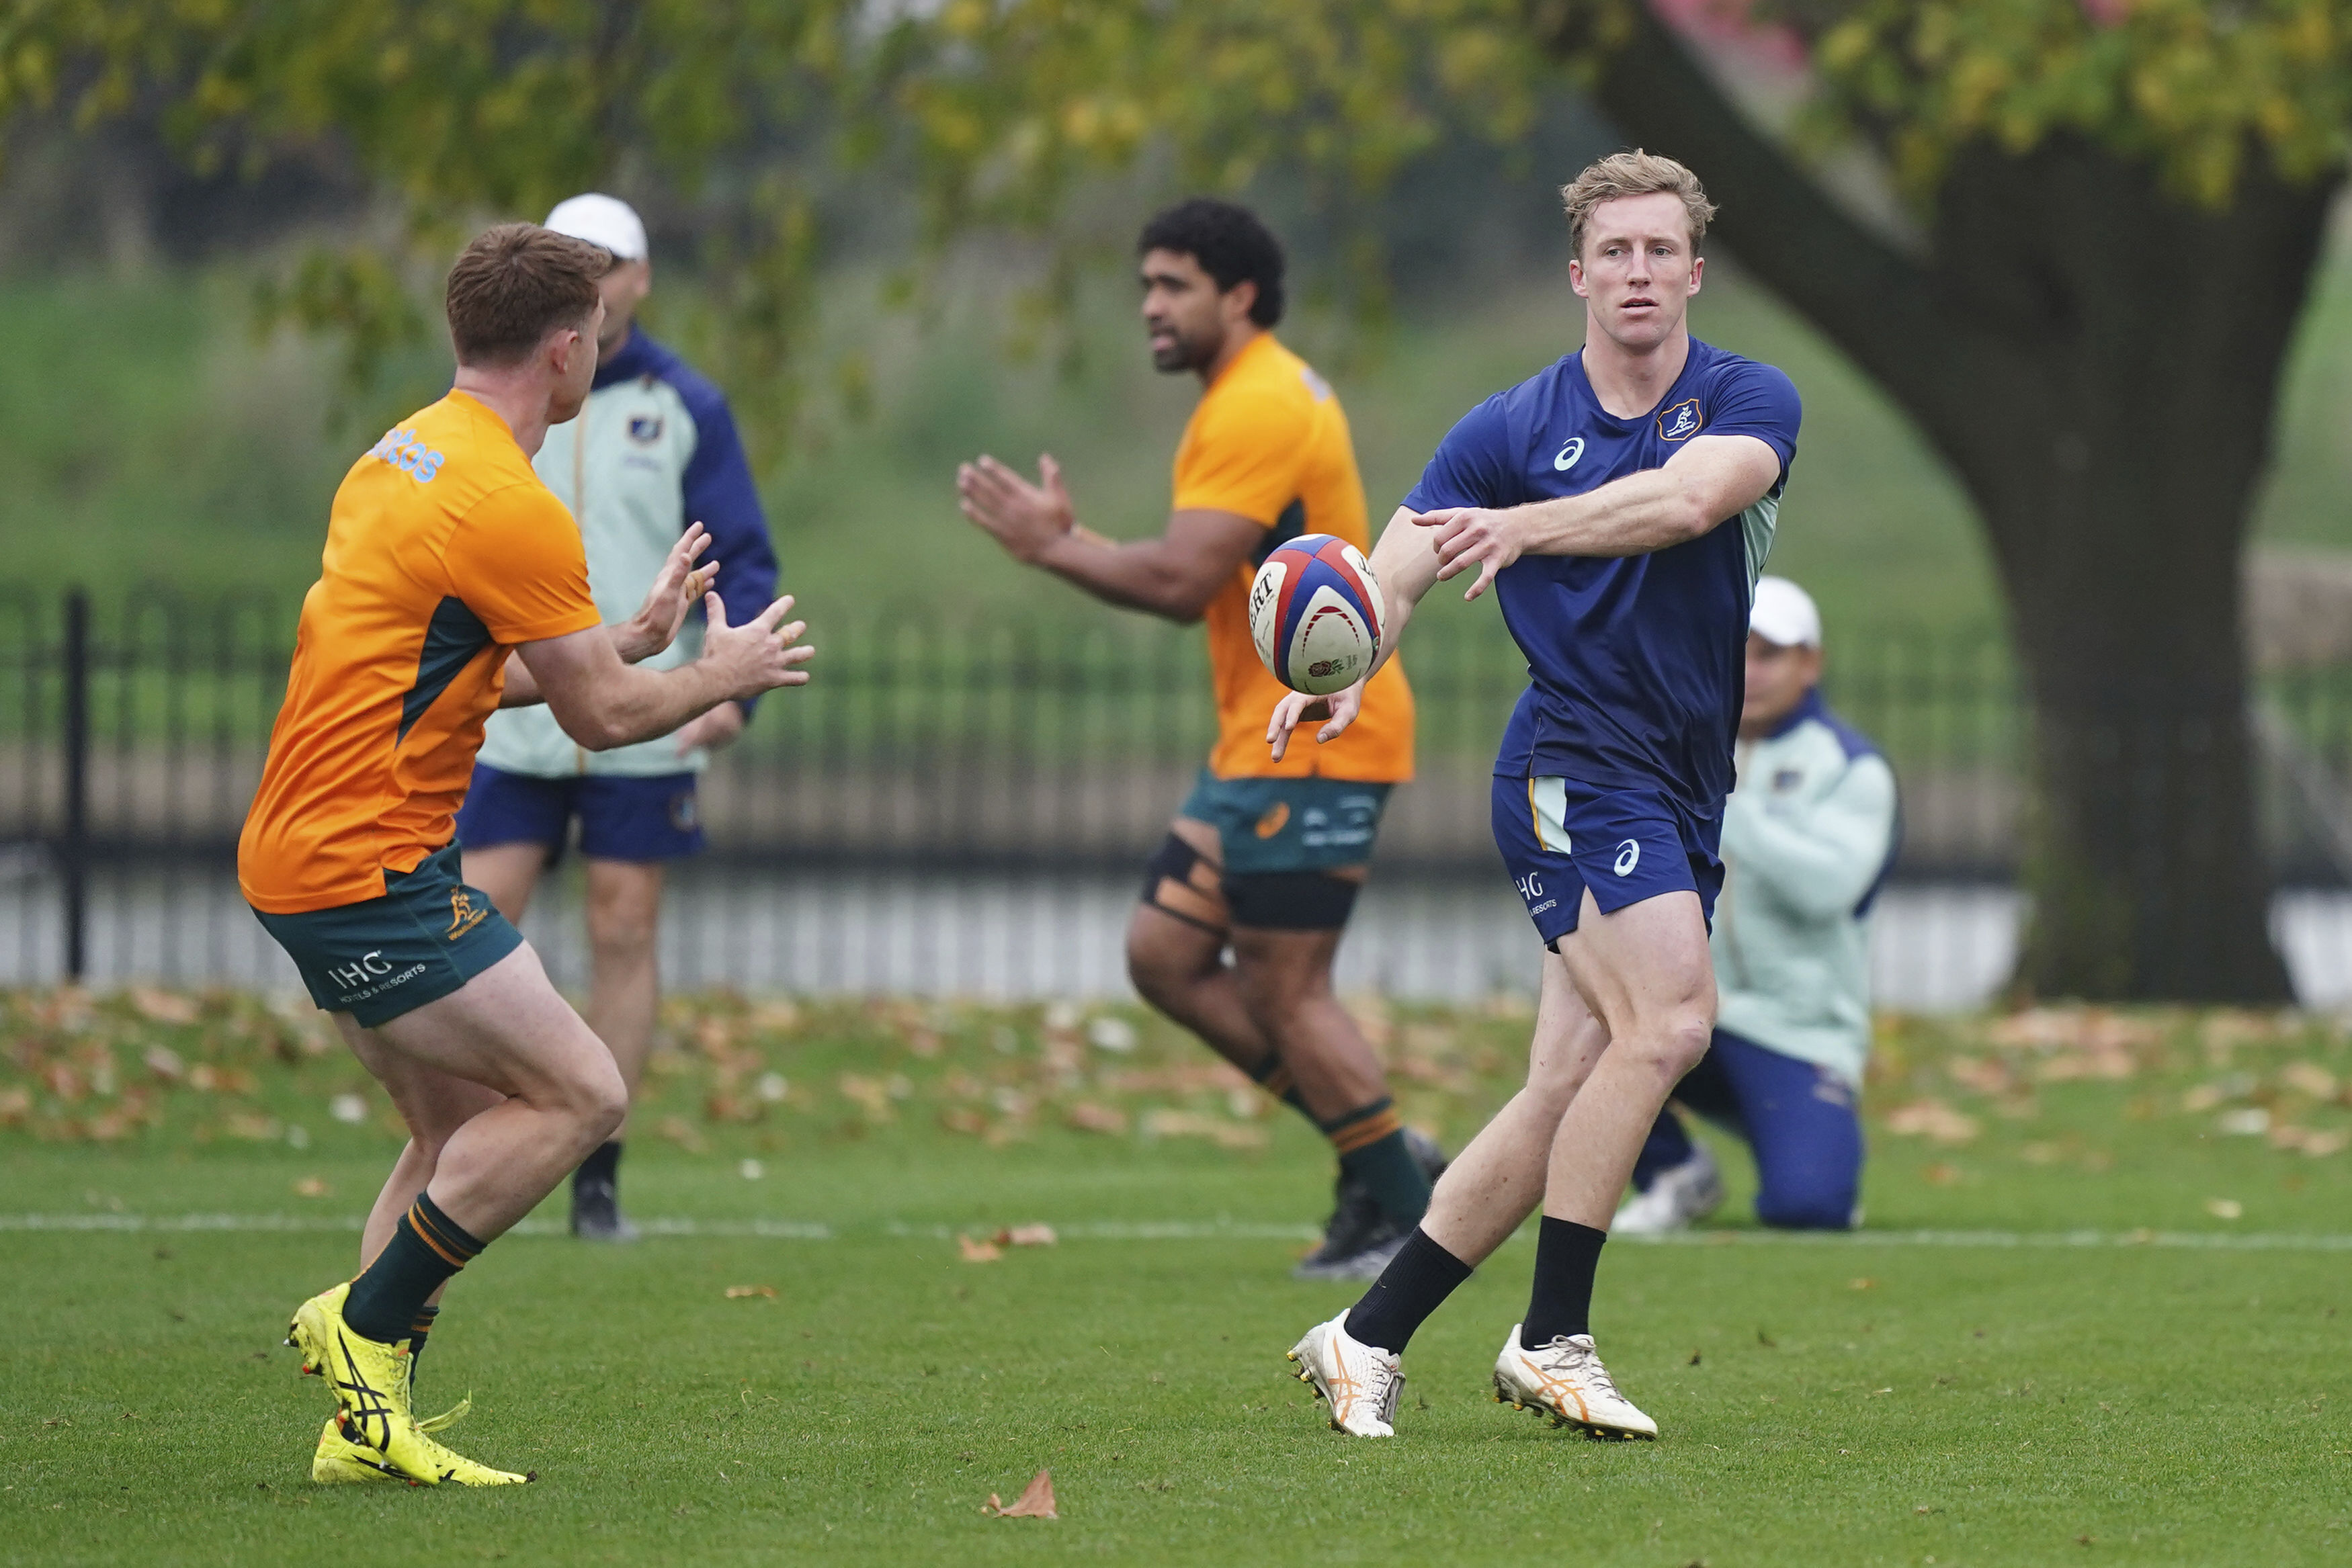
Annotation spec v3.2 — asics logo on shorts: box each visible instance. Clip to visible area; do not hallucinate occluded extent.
[1613,839,1641,877]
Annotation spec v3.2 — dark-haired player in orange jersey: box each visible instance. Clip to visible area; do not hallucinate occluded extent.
[958,198,1438,1280]
[240,222,812,1486]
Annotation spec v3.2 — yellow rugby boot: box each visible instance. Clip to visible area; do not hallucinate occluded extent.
[310,1395,474,1485]
[288,1282,531,1485]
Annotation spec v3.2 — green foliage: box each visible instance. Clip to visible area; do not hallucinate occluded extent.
[1804,0,2352,204]
[0,0,1564,430]
[7,1,2351,425]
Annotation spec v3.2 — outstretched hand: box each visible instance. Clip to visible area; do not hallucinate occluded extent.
[957,454,1076,564]
[1266,682,1363,762]
[618,523,720,662]
[700,591,814,701]
[1414,507,1522,602]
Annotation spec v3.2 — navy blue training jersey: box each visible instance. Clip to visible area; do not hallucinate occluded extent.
[1403,337,1801,818]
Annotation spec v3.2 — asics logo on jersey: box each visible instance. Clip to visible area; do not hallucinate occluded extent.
[1552,437,1585,472]
[367,426,446,483]
[1613,839,1641,877]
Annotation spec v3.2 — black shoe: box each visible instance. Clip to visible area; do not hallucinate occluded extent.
[569,1178,638,1243]
[1404,1127,1451,1188]
[1292,1128,1453,1282]
[1293,1201,1411,1281]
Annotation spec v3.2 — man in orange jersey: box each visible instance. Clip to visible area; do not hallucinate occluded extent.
[958,198,1438,1280]
[241,223,813,1487]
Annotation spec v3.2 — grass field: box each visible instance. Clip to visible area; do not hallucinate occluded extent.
[8,990,2352,1565]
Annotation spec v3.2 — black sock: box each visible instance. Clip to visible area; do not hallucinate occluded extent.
[575,1139,623,1195]
[343,1193,484,1346]
[1244,1054,1314,1122]
[1322,1099,1432,1224]
[407,1304,439,1371]
[1343,1228,1473,1354]
[1521,1216,1607,1348]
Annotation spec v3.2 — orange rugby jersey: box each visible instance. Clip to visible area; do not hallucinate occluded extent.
[239,392,602,914]
[1174,333,1414,781]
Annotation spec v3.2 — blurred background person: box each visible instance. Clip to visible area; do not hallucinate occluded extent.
[459,193,781,1242]
[1615,575,1898,1233]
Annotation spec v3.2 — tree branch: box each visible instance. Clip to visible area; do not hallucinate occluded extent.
[1540,1,1990,436]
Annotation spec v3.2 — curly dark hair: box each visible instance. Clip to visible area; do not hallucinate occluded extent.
[1137,198,1285,327]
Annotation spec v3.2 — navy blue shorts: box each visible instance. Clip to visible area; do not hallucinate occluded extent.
[454,763,706,866]
[252,842,523,1029]
[1490,773,1722,948]
[1635,1027,1865,1231]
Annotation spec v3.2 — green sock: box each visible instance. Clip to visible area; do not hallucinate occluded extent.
[343,1193,482,1346]
[407,1304,439,1370]
[1322,1098,1433,1224]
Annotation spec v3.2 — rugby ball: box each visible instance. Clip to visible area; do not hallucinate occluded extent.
[1248,533,1386,695]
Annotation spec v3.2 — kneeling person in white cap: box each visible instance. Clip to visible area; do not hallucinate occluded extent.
[458,193,782,1241]
[1616,576,1898,1233]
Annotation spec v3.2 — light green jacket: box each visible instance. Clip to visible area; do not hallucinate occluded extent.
[1710,691,1900,1087]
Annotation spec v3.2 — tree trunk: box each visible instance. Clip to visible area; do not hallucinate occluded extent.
[1567,6,2340,999]
[1929,144,2325,1000]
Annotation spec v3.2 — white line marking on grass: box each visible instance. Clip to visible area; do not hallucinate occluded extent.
[9,1214,2352,1252]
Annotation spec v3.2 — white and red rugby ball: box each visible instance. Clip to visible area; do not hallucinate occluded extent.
[1248,533,1388,695]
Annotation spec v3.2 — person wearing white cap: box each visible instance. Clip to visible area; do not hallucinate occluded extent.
[1614,574,1899,1233]
[459,193,782,1242]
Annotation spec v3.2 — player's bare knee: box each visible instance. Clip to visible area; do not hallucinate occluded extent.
[551,1055,630,1145]
[1125,936,1189,1009]
[1652,1010,1715,1081]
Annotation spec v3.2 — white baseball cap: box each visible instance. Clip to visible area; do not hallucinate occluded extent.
[1749,575,1822,648]
[544,193,648,262]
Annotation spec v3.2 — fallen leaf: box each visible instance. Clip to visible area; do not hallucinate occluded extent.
[1922,1162,1964,1187]
[1064,1102,1130,1135]
[1884,1099,1980,1145]
[130,987,199,1026]
[724,1284,778,1299]
[958,1234,1003,1263]
[1849,1278,1877,1291]
[1085,1016,1138,1053]
[985,1469,1056,1519]
[292,1177,329,1199]
[992,1224,1058,1248]
[2204,1197,2244,1221]
[655,1115,708,1153]
[2281,1061,2339,1100]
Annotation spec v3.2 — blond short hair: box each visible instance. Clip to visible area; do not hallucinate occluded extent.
[1559,150,1717,261]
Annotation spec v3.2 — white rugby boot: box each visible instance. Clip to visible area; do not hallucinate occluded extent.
[1611,1141,1723,1235]
[1286,1313,1403,1437]
[1493,1325,1658,1440]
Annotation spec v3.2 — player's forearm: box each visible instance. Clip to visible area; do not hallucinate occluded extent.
[1363,507,1437,677]
[1513,470,1718,560]
[554,660,734,752]
[1034,529,1210,622]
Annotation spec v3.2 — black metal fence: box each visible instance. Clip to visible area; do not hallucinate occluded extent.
[5,586,2351,1000]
